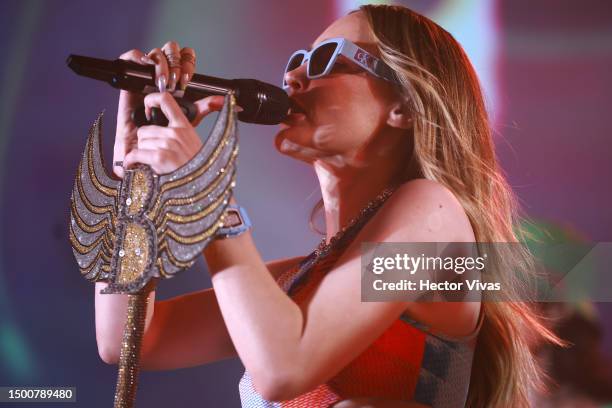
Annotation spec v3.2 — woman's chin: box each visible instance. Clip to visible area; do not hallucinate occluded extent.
[274,127,304,151]
[274,132,320,163]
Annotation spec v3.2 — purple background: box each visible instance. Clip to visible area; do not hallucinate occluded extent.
[0,0,610,406]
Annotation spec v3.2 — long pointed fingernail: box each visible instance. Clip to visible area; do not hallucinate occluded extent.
[169,72,177,91]
[180,73,190,90]
[157,75,167,92]
[140,56,155,64]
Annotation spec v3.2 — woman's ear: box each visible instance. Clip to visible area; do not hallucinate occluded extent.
[387,102,413,130]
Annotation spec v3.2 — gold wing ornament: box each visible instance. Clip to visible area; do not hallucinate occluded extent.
[69,94,239,295]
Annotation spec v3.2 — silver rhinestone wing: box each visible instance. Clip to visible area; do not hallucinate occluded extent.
[69,112,120,282]
[148,94,239,280]
[70,94,239,294]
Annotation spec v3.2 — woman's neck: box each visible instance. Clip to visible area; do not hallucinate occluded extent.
[313,144,420,243]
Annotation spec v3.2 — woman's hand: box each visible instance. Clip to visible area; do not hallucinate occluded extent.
[112,41,225,176]
[122,91,225,174]
[113,48,145,178]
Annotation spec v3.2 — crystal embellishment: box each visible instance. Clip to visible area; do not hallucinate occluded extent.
[69,94,241,294]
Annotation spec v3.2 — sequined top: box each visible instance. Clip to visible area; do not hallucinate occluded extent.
[239,192,483,408]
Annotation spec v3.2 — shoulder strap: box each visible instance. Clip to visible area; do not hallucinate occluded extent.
[287,189,396,296]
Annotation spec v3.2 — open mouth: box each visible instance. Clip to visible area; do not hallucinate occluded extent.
[288,98,307,116]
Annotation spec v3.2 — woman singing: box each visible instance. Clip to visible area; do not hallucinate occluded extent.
[95,4,560,407]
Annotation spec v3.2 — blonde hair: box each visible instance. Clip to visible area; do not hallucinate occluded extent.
[349,4,563,407]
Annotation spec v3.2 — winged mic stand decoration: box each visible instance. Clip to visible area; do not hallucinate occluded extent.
[69,94,239,407]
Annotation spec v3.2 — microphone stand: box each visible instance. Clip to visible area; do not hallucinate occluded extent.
[68,58,241,407]
[113,281,156,408]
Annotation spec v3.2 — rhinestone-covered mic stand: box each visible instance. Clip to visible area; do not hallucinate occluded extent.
[113,282,154,408]
[69,95,239,407]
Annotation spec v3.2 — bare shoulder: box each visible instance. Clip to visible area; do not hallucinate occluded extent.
[378,178,475,242]
[376,179,480,337]
[389,178,466,216]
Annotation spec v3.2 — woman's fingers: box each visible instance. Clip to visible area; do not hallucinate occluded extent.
[161,41,182,91]
[144,92,190,127]
[146,47,169,92]
[142,92,228,129]
[136,126,180,149]
[116,49,148,126]
[123,148,160,171]
[137,136,178,152]
[115,48,147,173]
[136,125,171,140]
[135,41,197,93]
[179,47,196,90]
[123,148,180,175]
[119,48,146,63]
[192,95,226,127]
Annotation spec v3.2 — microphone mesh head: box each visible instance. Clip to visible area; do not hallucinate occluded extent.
[233,79,289,125]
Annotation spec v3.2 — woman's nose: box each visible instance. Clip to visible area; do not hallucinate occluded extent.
[283,64,309,94]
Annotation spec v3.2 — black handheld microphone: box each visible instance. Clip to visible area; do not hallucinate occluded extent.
[66,54,289,125]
